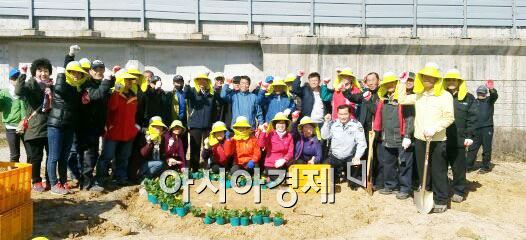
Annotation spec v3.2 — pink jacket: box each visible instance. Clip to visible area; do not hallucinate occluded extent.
[257,131,294,168]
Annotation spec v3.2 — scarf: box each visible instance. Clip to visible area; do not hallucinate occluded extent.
[233,128,251,141]
[276,129,287,139]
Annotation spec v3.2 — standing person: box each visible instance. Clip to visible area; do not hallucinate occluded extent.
[467,81,498,173]
[258,78,296,124]
[443,69,477,202]
[94,70,139,190]
[184,73,221,172]
[321,105,367,189]
[398,63,455,213]
[372,72,414,199]
[0,68,28,162]
[285,72,303,112]
[212,72,229,127]
[47,61,89,195]
[165,75,188,153]
[76,60,115,191]
[321,68,362,120]
[291,71,331,124]
[15,59,52,192]
[220,75,263,128]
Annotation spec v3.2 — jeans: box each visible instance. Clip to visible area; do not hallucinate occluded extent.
[25,137,49,183]
[379,145,414,193]
[47,126,75,186]
[139,160,165,179]
[96,139,133,185]
[5,128,28,162]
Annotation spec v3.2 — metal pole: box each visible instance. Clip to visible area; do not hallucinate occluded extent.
[140,0,146,31]
[195,0,200,32]
[512,0,517,39]
[462,0,468,38]
[28,0,34,29]
[361,0,366,37]
[310,0,315,36]
[412,0,417,38]
[84,0,90,30]
[248,0,253,34]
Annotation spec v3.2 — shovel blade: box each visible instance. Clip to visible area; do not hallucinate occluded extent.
[414,189,434,214]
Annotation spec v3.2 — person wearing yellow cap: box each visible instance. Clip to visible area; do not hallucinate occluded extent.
[398,62,455,213]
[93,70,139,191]
[257,77,296,123]
[443,69,477,203]
[371,72,415,199]
[285,72,303,113]
[320,68,363,120]
[291,115,322,164]
[46,61,90,195]
[257,112,294,179]
[138,116,170,179]
[164,120,186,172]
[228,116,261,173]
[183,72,222,173]
[202,121,233,174]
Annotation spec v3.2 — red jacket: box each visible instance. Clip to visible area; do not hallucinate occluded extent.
[104,92,139,141]
[202,139,233,167]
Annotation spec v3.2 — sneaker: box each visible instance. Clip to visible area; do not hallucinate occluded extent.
[43,181,51,191]
[451,194,464,203]
[63,182,74,193]
[89,184,105,192]
[32,182,46,192]
[50,183,69,195]
[396,191,410,200]
[433,204,447,213]
[379,188,394,195]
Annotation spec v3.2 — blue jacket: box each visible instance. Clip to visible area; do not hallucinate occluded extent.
[220,85,263,128]
[165,89,186,125]
[184,85,220,129]
[257,90,296,123]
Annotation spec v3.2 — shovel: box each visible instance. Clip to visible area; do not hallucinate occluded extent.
[365,130,375,195]
[414,138,434,214]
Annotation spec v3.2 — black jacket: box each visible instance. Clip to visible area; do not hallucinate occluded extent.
[184,85,220,129]
[475,89,498,128]
[136,86,170,128]
[344,88,379,131]
[47,73,82,129]
[77,77,114,134]
[446,92,478,148]
[14,74,49,140]
[291,76,331,118]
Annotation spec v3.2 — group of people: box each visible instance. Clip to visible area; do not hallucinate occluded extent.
[0,45,498,213]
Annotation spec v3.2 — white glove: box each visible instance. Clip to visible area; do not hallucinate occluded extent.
[464,139,473,147]
[351,157,361,165]
[275,159,287,168]
[203,138,210,150]
[362,90,371,100]
[402,138,411,149]
[324,114,332,122]
[168,158,177,167]
[135,124,141,131]
[103,70,112,80]
[423,127,436,138]
[155,80,162,90]
[168,138,175,147]
[69,45,80,56]
[145,135,152,144]
[283,109,291,117]
[56,67,65,74]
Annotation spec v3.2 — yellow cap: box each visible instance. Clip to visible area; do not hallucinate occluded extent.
[232,116,251,129]
[169,120,186,131]
[268,112,291,132]
[377,72,399,100]
[297,116,321,140]
[414,62,444,96]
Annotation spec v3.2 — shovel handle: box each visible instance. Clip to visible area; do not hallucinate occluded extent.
[421,139,431,190]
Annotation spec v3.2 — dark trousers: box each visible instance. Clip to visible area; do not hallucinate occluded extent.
[365,133,383,188]
[329,154,360,184]
[189,128,210,172]
[25,137,49,183]
[67,134,81,180]
[128,133,145,182]
[77,131,100,188]
[446,144,467,196]
[415,139,448,205]
[379,145,414,193]
[5,128,28,162]
[467,126,493,168]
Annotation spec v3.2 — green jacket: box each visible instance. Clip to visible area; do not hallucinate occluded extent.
[0,88,26,128]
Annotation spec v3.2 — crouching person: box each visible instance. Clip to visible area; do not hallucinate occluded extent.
[321,105,367,188]
[291,115,322,164]
[398,63,454,213]
[258,112,294,180]
[139,116,169,179]
[202,121,232,174]
[228,116,261,174]
[372,72,415,199]
[164,120,187,172]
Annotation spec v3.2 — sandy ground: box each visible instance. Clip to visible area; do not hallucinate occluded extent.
[1,147,525,240]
